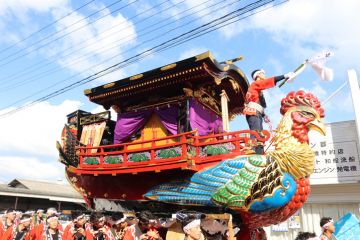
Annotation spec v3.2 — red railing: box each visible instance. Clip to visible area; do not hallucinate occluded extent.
[76,129,270,173]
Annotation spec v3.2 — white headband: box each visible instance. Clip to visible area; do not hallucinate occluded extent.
[6,210,16,214]
[20,218,32,223]
[47,216,58,223]
[183,219,201,232]
[115,217,127,225]
[322,219,334,230]
[252,69,265,80]
[74,214,85,221]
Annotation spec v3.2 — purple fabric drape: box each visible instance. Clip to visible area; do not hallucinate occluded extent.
[113,106,179,144]
[155,106,178,135]
[114,110,152,144]
[189,99,223,136]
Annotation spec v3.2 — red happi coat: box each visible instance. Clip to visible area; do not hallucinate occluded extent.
[85,225,115,240]
[62,222,89,240]
[1,225,31,240]
[243,77,275,116]
[0,220,14,240]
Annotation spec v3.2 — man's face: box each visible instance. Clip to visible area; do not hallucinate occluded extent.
[48,219,59,230]
[75,216,87,227]
[22,220,31,228]
[185,225,202,240]
[7,212,16,221]
[94,218,105,228]
[256,72,266,81]
[327,222,335,233]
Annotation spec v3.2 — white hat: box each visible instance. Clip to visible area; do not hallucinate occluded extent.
[251,69,265,80]
[183,219,201,232]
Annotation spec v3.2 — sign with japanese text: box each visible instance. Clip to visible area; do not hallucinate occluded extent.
[309,121,360,184]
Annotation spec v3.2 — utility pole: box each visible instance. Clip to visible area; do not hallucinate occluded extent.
[348,69,360,147]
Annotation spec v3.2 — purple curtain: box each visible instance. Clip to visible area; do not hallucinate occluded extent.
[189,99,223,136]
[155,106,178,135]
[114,110,152,144]
[113,106,179,144]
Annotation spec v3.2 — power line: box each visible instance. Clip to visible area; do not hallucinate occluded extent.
[0,0,97,56]
[0,0,228,92]
[0,0,131,68]
[0,0,175,89]
[1,0,240,100]
[0,0,285,118]
[0,0,275,116]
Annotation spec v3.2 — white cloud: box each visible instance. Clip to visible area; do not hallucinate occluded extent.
[178,47,208,60]
[0,1,137,84]
[0,0,66,18]
[0,100,82,157]
[0,156,64,181]
[46,3,137,83]
[226,0,359,70]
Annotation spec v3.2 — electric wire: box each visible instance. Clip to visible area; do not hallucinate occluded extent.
[0,0,134,67]
[0,0,97,55]
[0,0,285,118]
[0,0,233,93]
[0,0,179,90]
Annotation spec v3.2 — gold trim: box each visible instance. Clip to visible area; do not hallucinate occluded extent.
[161,63,176,71]
[84,89,92,95]
[195,51,214,62]
[130,74,143,81]
[103,82,115,88]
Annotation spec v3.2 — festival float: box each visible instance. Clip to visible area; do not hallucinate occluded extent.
[57,51,326,239]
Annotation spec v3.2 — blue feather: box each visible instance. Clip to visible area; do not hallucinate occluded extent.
[144,156,248,205]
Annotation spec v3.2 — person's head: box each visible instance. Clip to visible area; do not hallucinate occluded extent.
[113,214,128,230]
[37,209,44,218]
[90,212,105,229]
[47,214,59,230]
[182,218,202,240]
[295,231,317,240]
[5,208,16,221]
[124,213,137,227]
[72,211,87,227]
[320,217,335,234]
[251,69,266,81]
[137,210,154,231]
[46,208,58,217]
[19,214,32,228]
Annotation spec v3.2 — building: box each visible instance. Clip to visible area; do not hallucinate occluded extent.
[0,179,86,211]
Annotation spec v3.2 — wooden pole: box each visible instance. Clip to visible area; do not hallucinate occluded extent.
[220,90,230,132]
[14,196,18,210]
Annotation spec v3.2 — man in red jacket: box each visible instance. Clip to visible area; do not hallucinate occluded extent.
[0,209,16,239]
[243,69,293,154]
[63,211,87,240]
[2,214,32,240]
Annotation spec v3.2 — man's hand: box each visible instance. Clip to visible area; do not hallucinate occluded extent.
[146,229,159,238]
[264,114,270,123]
[284,71,294,79]
[139,234,148,240]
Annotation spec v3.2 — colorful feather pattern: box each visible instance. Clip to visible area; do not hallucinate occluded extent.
[145,155,297,213]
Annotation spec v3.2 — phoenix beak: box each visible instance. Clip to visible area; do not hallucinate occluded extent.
[307,118,326,136]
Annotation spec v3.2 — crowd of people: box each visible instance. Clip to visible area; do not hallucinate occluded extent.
[0,208,235,240]
[0,208,336,240]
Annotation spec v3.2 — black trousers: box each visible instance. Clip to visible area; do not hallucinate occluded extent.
[246,114,264,154]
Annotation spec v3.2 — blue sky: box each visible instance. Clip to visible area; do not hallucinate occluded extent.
[0,0,358,182]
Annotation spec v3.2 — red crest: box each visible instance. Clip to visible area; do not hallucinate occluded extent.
[280,90,325,117]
